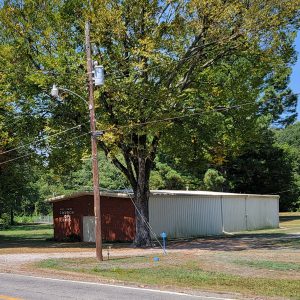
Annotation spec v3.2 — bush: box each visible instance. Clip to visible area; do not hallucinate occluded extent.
[0,213,11,227]
[14,215,35,224]
[203,169,226,191]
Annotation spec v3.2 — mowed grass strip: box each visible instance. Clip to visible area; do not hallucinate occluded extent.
[233,259,300,271]
[0,224,53,239]
[0,224,55,254]
[37,255,300,299]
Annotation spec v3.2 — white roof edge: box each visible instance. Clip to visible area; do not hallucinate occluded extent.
[150,190,280,199]
[46,190,279,203]
[46,191,132,203]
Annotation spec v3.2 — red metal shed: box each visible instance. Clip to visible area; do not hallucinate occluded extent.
[47,191,135,242]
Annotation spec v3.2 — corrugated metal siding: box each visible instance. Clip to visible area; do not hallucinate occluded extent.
[149,195,223,238]
[52,191,279,240]
[149,194,279,238]
[246,196,279,230]
[222,196,247,232]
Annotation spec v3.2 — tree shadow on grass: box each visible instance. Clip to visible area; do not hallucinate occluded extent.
[0,224,132,250]
[0,236,94,249]
[0,235,132,250]
[280,215,300,223]
[166,233,300,252]
[2,218,300,252]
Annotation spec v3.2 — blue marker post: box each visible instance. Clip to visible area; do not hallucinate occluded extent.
[160,231,167,255]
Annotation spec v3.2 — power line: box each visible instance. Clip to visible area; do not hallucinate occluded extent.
[269,188,300,195]
[48,132,90,149]
[0,101,254,160]
[0,131,90,166]
[101,102,254,133]
[0,153,34,166]
[0,123,88,157]
[0,100,261,167]
[0,101,256,165]
[102,171,166,254]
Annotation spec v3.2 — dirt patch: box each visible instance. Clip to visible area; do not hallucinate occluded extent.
[0,247,172,273]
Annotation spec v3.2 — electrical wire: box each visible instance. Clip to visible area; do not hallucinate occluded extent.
[108,166,167,252]
[0,101,256,166]
[0,123,88,157]
[100,102,254,133]
[269,188,299,195]
[0,99,267,168]
[126,191,166,254]
[79,174,166,252]
[0,101,252,160]
[0,131,91,166]
[48,132,90,149]
[0,153,34,166]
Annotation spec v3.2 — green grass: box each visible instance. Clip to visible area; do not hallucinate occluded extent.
[37,255,300,299]
[0,224,53,239]
[232,213,300,235]
[3,215,300,298]
[234,259,300,271]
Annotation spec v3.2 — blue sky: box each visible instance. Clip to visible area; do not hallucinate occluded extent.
[290,33,300,120]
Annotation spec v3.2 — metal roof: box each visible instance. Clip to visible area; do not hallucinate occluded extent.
[46,189,279,203]
[46,191,132,203]
[150,190,279,198]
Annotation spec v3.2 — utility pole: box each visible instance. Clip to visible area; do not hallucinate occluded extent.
[85,20,103,261]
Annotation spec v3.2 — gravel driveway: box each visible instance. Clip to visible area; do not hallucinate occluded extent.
[0,247,170,273]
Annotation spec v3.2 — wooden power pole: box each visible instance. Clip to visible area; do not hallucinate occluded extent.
[85,20,103,261]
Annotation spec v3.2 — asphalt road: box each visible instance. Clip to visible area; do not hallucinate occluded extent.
[0,273,235,300]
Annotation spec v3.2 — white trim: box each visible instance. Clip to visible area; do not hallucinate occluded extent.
[46,191,131,203]
[46,190,279,203]
[150,190,279,199]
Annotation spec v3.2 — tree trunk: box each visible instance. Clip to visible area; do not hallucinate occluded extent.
[105,134,160,247]
[133,186,151,247]
[10,207,14,226]
[133,154,152,247]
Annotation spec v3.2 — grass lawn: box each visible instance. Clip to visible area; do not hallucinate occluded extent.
[0,224,53,239]
[1,214,300,298]
[37,254,300,299]
[36,213,300,299]
[233,259,300,271]
[0,224,95,254]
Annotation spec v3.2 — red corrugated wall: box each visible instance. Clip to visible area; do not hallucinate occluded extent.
[52,195,135,242]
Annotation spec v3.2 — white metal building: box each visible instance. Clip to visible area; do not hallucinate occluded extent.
[149,190,279,238]
[48,190,279,241]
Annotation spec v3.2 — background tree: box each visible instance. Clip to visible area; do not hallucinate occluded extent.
[275,122,300,210]
[0,0,299,244]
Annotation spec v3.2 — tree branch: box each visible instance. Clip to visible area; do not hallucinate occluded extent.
[98,139,136,187]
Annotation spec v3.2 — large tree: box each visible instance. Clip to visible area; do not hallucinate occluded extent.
[0,0,299,245]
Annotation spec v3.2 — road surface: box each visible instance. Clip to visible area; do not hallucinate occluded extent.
[0,273,235,300]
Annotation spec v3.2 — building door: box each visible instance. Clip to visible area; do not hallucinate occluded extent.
[82,216,95,242]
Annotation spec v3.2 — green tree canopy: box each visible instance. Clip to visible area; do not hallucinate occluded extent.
[0,0,299,244]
